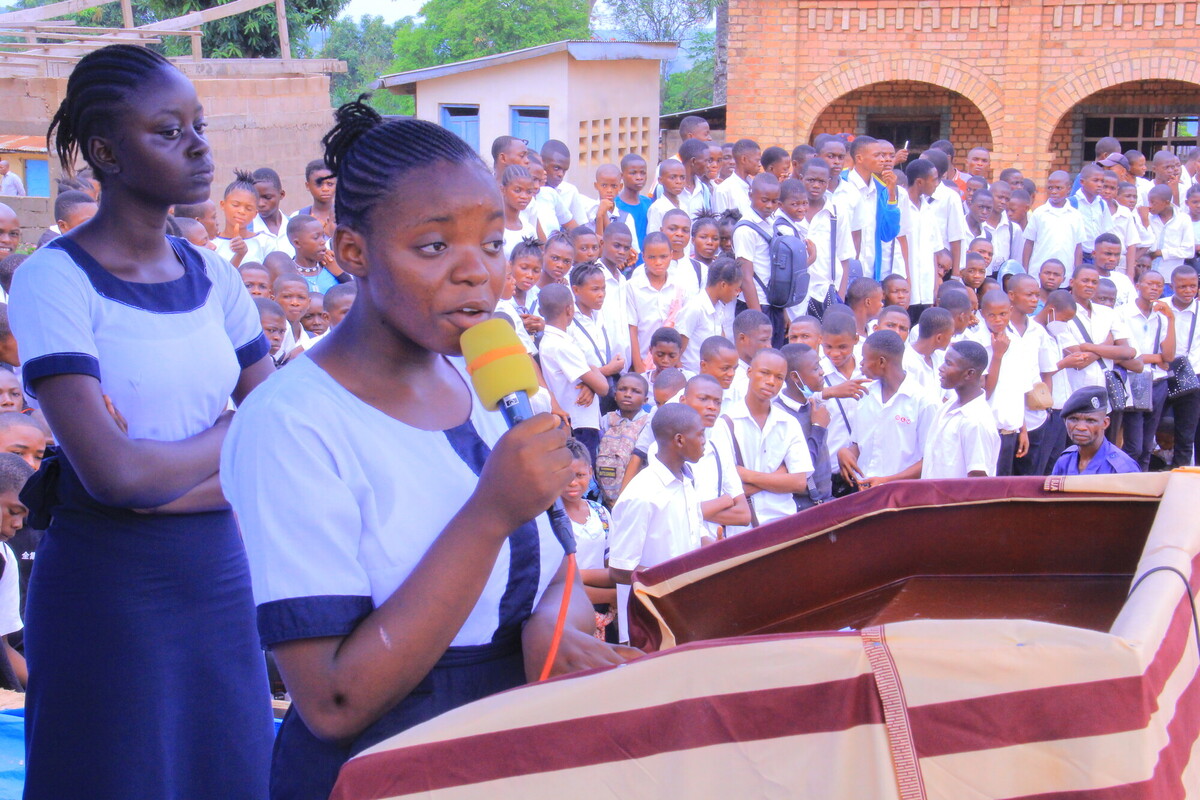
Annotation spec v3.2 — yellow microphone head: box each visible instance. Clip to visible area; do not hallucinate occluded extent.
[460,317,540,410]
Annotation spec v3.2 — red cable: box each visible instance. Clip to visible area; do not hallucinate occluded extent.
[538,553,576,682]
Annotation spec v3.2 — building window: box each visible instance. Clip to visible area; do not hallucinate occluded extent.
[865,116,943,164]
[1083,114,1199,163]
[439,105,480,153]
[578,116,651,169]
[511,107,550,152]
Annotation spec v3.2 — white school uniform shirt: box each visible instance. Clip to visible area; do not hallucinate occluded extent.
[982,212,1025,274]
[11,236,269,440]
[213,232,273,267]
[586,204,641,256]
[495,298,538,355]
[1121,302,1172,381]
[670,257,704,301]
[608,456,705,571]
[1024,202,1086,273]
[555,180,592,226]
[902,345,946,401]
[524,185,573,237]
[899,191,941,305]
[921,393,1002,478]
[1009,319,1056,432]
[569,309,611,370]
[929,182,969,253]
[731,208,773,307]
[221,356,565,649]
[0,544,20,636]
[502,217,538,260]
[678,181,711,219]
[1150,211,1196,272]
[1067,300,1129,392]
[1071,191,1113,254]
[841,169,878,268]
[982,326,1035,432]
[675,290,735,373]
[571,502,609,572]
[647,195,684,236]
[1170,298,1200,369]
[819,355,864,470]
[598,264,632,365]
[1108,204,1142,256]
[850,373,938,479]
[805,203,855,306]
[1101,269,1137,308]
[713,173,752,217]
[625,266,688,361]
[1136,176,1155,208]
[539,325,601,431]
[642,429,743,539]
[249,212,295,258]
[711,398,812,533]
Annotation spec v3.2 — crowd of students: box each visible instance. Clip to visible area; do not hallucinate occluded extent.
[0,42,1198,799]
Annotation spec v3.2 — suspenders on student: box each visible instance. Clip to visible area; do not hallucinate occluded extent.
[570,315,611,364]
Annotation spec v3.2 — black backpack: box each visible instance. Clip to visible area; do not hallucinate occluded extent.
[734,219,810,309]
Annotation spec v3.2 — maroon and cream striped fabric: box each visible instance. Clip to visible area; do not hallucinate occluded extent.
[330,472,1200,799]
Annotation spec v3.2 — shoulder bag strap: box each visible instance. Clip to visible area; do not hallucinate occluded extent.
[822,374,853,435]
[720,415,759,528]
[570,316,609,364]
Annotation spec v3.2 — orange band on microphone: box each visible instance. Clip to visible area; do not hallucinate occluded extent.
[466,344,526,375]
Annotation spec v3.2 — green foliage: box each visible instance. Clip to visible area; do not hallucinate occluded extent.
[390,0,591,73]
[319,15,412,116]
[7,0,348,59]
[601,0,715,43]
[661,30,713,114]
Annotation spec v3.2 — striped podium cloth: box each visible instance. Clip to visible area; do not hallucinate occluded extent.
[331,472,1200,800]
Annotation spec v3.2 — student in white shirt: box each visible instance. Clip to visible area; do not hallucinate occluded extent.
[676,138,714,219]
[1120,269,1175,469]
[526,152,576,237]
[713,138,760,217]
[1168,264,1200,466]
[919,149,968,274]
[538,284,610,460]
[249,167,294,258]
[1022,171,1086,274]
[732,173,785,343]
[541,139,592,226]
[802,160,855,313]
[626,233,688,373]
[922,340,1002,478]
[1092,233,1136,307]
[711,348,813,533]
[904,306,953,398]
[1006,274,1060,475]
[837,329,937,488]
[597,221,635,366]
[984,181,1025,274]
[898,158,943,308]
[817,310,869,487]
[676,256,741,373]
[979,289,1037,475]
[1071,164,1113,261]
[609,403,709,583]
[588,164,639,253]
[1148,184,1196,272]
[647,159,686,234]
[568,262,625,413]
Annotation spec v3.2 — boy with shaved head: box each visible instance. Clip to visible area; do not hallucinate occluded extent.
[1023,170,1086,272]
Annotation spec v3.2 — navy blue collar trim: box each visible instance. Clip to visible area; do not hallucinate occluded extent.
[50,235,212,314]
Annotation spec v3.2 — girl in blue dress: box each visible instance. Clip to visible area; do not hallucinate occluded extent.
[9,45,276,798]
[221,102,640,800]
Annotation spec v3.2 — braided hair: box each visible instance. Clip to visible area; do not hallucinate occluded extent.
[224,169,257,199]
[47,44,174,178]
[509,236,544,264]
[568,261,604,288]
[321,96,486,232]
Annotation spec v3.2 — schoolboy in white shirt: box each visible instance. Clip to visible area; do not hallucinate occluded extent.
[922,340,1001,478]
[1006,274,1060,476]
[537,284,611,461]
[713,138,760,217]
[1023,171,1086,273]
[1120,269,1175,469]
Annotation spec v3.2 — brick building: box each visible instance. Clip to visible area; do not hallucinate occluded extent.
[725,0,1200,176]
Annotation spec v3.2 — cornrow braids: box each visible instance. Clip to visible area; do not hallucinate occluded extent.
[321,96,485,232]
[544,229,573,251]
[224,169,256,198]
[568,261,604,287]
[500,165,531,186]
[48,44,174,178]
[510,236,544,263]
[691,213,720,237]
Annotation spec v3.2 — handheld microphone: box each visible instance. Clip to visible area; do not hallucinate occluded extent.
[461,318,577,555]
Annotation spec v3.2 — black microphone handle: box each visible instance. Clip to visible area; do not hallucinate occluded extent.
[496,392,577,556]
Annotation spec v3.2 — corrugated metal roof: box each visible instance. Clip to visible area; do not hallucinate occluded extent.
[0,135,46,154]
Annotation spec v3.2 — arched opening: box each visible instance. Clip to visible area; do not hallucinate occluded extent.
[1047,79,1200,173]
[808,81,994,158]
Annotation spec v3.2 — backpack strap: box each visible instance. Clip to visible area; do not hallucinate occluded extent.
[733,220,773,301]
[690,257,704,288]
[721,414,759,528]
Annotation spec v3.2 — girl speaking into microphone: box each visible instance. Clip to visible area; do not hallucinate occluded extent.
[221,100,640,800]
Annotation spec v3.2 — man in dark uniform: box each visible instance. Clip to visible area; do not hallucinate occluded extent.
[1051,386,1141,475]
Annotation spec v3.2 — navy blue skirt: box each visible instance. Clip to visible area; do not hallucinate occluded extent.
[271,633,525,800]
[21,454,274,799]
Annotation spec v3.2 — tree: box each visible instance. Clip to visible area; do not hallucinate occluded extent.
[601,0,715,43]
[8,0,349,59]
[661,30,713,114]
[390,0,591,73]
[320,15,412,116]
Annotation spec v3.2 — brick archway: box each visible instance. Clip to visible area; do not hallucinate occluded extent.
[1039,49,1200,156]
[797,52,1005,145]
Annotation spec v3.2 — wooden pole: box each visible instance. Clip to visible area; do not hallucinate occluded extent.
[273,0,289,60]
[119,0,133,28]
[190,27,201,59]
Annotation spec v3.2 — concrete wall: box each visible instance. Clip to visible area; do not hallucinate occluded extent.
[726,0,1200,179]
[0,70,334,241]
[410,52,665,188]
